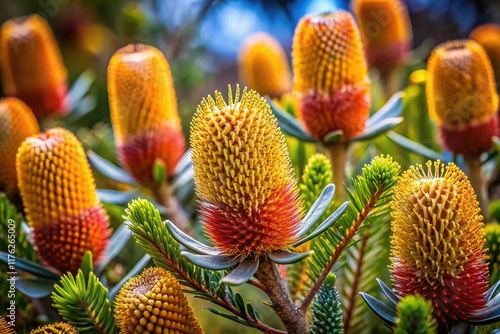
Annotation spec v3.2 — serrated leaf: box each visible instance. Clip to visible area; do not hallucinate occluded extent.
[359,292,397,327]
[16,277,55,298]
[268,250,313,264]
[0,252,59,280]
[221,258,259,286]
[267,98,316,142]
[386,131,443,161]
[95,224,132,274]
[296,184,335,237]
[87,151,136,185]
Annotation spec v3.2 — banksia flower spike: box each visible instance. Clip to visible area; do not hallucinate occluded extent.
[0,98,39,202]
[470,23,500,81]
[30,322,78,334]
[309,273,344,334]
[352,0,412,72]
[115,267,204,334]
[0,318,15,334]
[426,40,499,159]
[390,161,489,329]
[108,43,185,187]
[16,127,111,274]
[292,11,370,142]
[0,15,68,119]
[238,32,292,98]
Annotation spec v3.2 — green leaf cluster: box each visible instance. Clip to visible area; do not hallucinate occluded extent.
[394,294,437,334]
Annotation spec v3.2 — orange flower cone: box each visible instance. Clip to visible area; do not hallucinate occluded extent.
[470,23,500,81]
[0,318,15,334]
[115,267,204,334]
[191,86,302,257]
[16,127,111,274]
[292,11,371,141]
[238,32,292,98]
[0,15,68,119]
[30,322,78,334]
[426,40,499,158]
[108,43,185,186]
[391,161,489,328]
[0,98,39,202]
[352,0,412,71]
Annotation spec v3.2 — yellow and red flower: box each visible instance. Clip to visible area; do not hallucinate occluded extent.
[426,40,499,158]
[191,86,302,257]
[0,15,68,119]
[352,0,412,71]
[115,267,204,334]
[0,98,39,202]
[16,127,111,274]
[292,11,371,141]
[238,32,292,98]
[107,43,185,186]
[390,161,489,327]
[30,322,78,334]
[470,23,500,81]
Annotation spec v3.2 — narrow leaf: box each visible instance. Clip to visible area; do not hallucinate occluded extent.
[87,151,136,185]
[386,131,443,161]
[377,278,399,305]
[296,184,335,237]
[181,252,239,270]
[95,224,132,274]
[97,189,138,205]
[221,257,259,286]
[268,98,316,142]
[359,292,397,327]
[0,252,59,280]
[366,92,404,128]
[68,69,95,107]
[350,117,403,143]
[16,277,55,298]
[268,250,313,264]
[166,220,220,255]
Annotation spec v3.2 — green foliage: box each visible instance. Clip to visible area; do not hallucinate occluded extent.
[307,155,401,283]
[52,270,117,334]
[485,223,500,286]
[309,273,343,334]
[394,294,437,334]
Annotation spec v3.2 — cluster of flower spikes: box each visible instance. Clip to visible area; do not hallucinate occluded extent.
[107,43,185,187]
[238,32,292,98]
[115,267,204,334]
[426,39,499,158]
[390,160,489,328]
[190,85,303,257]
[29,322,78,334]
[0,98,39,203]
[351,0,412,72]
[0,14,68,120]
[16,127,111,274]
[292,10,371,142]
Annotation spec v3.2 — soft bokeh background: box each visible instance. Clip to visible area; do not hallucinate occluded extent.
[1,0,499,332]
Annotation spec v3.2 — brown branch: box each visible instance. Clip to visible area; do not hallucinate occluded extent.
[300,188,384,313]
[255,258,307,334]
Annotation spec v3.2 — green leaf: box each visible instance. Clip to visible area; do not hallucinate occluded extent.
[87,151,137,185]
[394,294,437,334]
[52,270,118,334]
[97,189,138,205]
[16,277,55,298]
[323,130,344,144]
[80,251,93,279]
[220,258,259,286]
[267,98,316,142]
[181,253,240,270]
[153,158,167,185]
[350,117,403,143]
[386,131,443,161]
[359,292,397,327]
[68,69,95,108]
[0,252,59,280]
[268,250,313,264]
[296,184,335,237]
[95,224,132,274]
[166,220,220,255]
[366,92,404,128]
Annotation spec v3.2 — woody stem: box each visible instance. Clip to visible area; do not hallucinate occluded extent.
[325,142,348,204]
[465,157,489,221]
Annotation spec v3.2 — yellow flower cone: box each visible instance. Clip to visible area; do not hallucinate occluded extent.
[191,86,302,257]
[30,322,78,334]
[292,11,371,141]
[0,15,68,119]
[238,32,292,98]
[470,23,500,81]
[16,127,111,274]
[108,43,185,186]
[426,40,499,158]
[115,267,204,334]
[0,317,15,334]
[0,98,39,202]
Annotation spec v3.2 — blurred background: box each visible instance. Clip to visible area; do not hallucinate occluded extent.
[1,0,499,135]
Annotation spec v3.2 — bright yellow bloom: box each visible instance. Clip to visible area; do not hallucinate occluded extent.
[30,322,78,333]
[426,40,499,157]
[191,86,302,256]
[0,318,15,334]
[0,98,39,202]
[292,11,370,141]
[115,267,204,334]
[470,23,500,81]
[107,43,185,185]
[238,32,292,97]
[0,15,68,119]
[16,127,111,274]
[352,0,412,70]
[391,161,488,327]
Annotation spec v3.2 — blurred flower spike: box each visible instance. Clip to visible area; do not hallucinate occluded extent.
[0,14,69,119]
[352,0,412,72]
[166,85,348,285]
[470,23,500,81]
[426,40,499,158]
[238,32,292,98]
[391,161,488,328]
[115,267,204,334]
[0,97,39,203]
[107,43,185,187]
[16,127,111,274]
[292,10,371,142]
[30,322,78,334]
